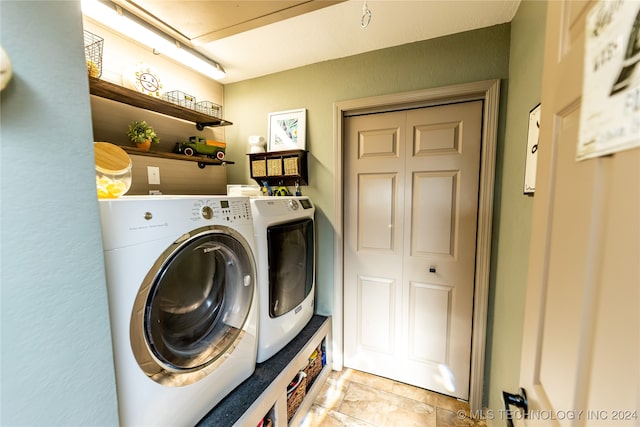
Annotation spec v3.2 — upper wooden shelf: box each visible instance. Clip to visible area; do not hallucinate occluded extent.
[88,77,233,130]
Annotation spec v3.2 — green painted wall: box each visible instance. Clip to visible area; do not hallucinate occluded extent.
[484,0,547,414]
[225,4,547,409]
[224,24,511,315]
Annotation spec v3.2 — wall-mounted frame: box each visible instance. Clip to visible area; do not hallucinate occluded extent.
[268,108,306,152]
[524,103,541,194]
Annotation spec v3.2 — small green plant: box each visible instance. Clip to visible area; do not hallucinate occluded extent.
[127,121,160,144]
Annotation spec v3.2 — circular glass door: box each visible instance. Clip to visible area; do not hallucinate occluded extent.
[130,226,255,386]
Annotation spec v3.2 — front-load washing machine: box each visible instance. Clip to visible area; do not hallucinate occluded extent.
[250,196,315,363]
[98,196,258,426]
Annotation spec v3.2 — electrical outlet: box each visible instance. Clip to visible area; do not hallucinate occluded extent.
[147,166,160,185]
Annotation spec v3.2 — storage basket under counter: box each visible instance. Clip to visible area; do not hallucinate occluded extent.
[287,343,323,420]
[286,371,307,421]
[303,346,323,390]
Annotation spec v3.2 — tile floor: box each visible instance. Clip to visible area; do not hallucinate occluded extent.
[299,369,487,427]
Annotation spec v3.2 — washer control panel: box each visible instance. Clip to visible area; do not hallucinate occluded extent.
[190,198,252,224]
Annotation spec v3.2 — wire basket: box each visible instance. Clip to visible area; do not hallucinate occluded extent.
[163,90,197,109]
[84,30,103,78]
[196,101,222,118]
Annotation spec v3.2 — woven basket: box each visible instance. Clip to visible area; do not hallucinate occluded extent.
[287,372,307,421]
[303,348,323,390]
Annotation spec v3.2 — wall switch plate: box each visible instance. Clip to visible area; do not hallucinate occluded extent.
[147,166,160,185]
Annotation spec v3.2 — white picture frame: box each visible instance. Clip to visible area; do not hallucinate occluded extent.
[524,103,541,194]
[267,108,306,152]
[577,0,640,160]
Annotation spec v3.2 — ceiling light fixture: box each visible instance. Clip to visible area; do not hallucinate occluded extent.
[80,0,225,81]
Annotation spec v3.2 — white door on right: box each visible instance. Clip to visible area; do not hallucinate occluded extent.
[519,1,639,426]
[343,101,483,400]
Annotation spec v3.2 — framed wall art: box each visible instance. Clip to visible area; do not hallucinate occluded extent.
[577,0,640,160]
[267,108,306,152]
[524,103,541,194]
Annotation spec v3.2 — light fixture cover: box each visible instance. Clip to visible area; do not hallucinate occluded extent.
[81,0,225,80]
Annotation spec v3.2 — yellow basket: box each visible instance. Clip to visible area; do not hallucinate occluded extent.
[303,348,323,390]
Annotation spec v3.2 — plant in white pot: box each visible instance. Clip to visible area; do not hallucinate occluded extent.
[127,120,159,151]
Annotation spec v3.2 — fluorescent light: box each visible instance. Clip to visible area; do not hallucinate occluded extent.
[81,0,225,80]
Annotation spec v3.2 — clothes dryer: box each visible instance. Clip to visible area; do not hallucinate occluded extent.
[98,196,258,426]
[250,196,315,363]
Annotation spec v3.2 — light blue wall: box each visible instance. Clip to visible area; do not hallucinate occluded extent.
[224,24,511,316]
[0,1,118,424]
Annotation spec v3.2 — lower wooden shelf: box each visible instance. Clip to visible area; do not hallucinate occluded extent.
[197,315,332,427]
[122,146,234,166]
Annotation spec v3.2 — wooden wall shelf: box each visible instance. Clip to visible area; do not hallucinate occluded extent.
[122,146,233,168]
[89,77,234,168]
[88,77,233,130]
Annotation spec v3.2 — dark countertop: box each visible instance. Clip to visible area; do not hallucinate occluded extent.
[197,315,328,427]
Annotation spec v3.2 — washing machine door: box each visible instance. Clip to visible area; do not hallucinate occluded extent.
[130,225,255,386]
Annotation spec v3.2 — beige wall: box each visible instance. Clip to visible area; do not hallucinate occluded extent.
[484,0,547,413]
[224,24,511,316]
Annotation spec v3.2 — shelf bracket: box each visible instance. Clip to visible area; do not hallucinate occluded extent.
[196,119,232,130]
[197,161,227,169]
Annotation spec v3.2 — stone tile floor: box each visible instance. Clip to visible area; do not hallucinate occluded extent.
[299,369,487,427]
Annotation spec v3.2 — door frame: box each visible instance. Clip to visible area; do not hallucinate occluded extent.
[332,79,500,412]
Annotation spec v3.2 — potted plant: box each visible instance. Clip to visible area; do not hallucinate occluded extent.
[127,120,160,151]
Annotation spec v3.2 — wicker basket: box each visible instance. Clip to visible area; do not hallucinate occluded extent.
[286,372,307,421]
[303,348,323,390]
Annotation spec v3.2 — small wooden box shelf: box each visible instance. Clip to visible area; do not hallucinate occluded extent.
[249,150,308,187]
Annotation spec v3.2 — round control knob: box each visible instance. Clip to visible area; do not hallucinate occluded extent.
[288,199,299,210]
[202,206,213,219]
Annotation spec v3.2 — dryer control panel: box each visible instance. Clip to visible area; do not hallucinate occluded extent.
[251,196,314,218]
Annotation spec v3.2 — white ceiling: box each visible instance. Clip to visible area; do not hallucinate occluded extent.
[125,0,521,84]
